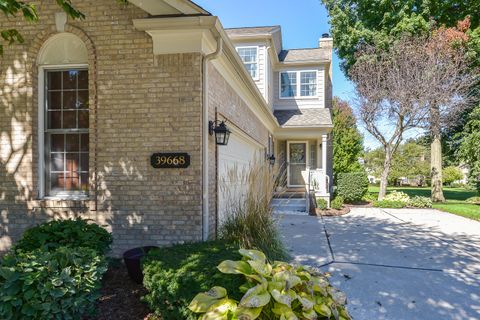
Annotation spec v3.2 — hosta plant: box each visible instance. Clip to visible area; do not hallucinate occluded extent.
[189,249,351,320]
[384,190,410,203]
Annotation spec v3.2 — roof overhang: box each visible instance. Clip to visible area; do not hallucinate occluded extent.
[274,126,333,140]
[128,0,210,16]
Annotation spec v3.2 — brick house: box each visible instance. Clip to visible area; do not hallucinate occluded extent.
[0,0,333,255]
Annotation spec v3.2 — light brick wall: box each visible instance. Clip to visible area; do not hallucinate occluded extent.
[0,0,204,256]
[207,63,270,236]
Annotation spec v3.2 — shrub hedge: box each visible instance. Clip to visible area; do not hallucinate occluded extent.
[331,196,344,210]
[316,198,328,210]
[14,218,112,254]
[408,196,432,208]
[336,172,369,203]
[373,200,406,208]
[0,246,108,320]
[142,241,244,320]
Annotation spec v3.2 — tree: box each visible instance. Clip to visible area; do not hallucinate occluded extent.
[443,166,464,186]
[457,107,480,193]
[350,39,430,200]
[321,0,480,73]
[0,0,126,54]
[332,97,363,178]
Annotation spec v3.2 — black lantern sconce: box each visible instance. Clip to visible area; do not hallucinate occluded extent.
[209,120,231,146]
[267,154,276,166]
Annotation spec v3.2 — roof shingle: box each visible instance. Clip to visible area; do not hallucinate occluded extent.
[225,26,281,37]
[274,109,333,127]
[279,48,330,63]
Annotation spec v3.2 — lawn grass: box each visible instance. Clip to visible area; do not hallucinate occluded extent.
[368,186,480,221]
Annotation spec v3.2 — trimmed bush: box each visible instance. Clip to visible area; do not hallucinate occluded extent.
[316,198,328,210]
[142,241,245,320]
[331,196,344,210]
[373,200,406,208]
[336,172,369,203]
[15,218,112,254]
[0,246,108,320]
[408,196,432,208]
[466,196,480,204]
[384,190,410,203]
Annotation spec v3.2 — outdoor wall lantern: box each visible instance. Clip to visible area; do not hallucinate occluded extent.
[267,154,276,166]
[209,120,231,146]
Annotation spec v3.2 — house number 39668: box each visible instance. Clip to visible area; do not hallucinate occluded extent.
[151,153,190,169]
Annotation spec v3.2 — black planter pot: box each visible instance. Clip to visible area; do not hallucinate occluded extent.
[123,246,159,284]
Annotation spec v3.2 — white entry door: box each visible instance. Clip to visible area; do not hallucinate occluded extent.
[287,142,308,187]
[218,131,262,226]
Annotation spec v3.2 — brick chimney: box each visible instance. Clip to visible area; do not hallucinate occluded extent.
[319,33,333,59]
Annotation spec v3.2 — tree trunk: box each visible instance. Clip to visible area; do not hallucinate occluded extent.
[378,149,392,200]
[430,135,445,202]
[430,105,445,202]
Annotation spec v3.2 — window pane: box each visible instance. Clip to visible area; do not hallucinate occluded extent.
[78,71,88,89]
[63,111,76,129]
[78,111,89,128]
[237,47,258,78]
[77,91,89,109]
[51,173,65,190]
[63,91,77,109]
[245,63,257,78]
[47,91,61,110]
[300,71,317,97]
[47,72,62,90]
[281,73,296,98]
[80,134,89,152]
[66,134,79,152]
[65,172,79,191]
[50,134,64,152]
[48,111,62,129]
[63,71,77,89]
[80,173,89,191]
[51,153,64,172]
[66,153,79,172]
[80,153,89,172]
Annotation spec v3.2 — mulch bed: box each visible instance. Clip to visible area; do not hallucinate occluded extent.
[312,206,351,217]
[88,262,159,320]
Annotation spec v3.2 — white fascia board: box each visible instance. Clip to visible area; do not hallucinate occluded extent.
[128,0,209,15]
[274,126,333,140]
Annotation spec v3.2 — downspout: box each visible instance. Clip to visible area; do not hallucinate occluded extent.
[202,37,223,241]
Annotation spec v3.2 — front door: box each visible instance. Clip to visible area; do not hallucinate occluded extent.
[288,142,308,187]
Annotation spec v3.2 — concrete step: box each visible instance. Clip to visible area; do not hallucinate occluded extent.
[271,198,307,212]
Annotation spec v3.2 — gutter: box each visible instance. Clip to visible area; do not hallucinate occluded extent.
[202,37,223,241]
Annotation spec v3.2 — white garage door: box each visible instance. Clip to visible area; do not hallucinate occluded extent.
[218,131,263,226]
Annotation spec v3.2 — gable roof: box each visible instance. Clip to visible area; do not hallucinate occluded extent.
[128,0,210,16]
[225,26,281,37]
[279,48,330,63]
[274,109,333,127]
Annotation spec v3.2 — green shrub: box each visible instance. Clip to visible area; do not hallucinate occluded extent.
[189,249,351,320]
[384,190,410,203]
[142,241,245,320]
[331,196,344,210]
[466,196,480,204]
[0,246,107,320]
[362,192,377,202]
[408,196,432,208]
[336,172,369,203]
[15,218,112,254]
[316,198,328,210]
[443,166,463,185]
[373,200,406,208]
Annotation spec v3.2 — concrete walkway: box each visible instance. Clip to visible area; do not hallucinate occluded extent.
[278,208,480,320]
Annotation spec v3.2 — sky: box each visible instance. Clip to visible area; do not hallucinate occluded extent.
[194,0,385,147]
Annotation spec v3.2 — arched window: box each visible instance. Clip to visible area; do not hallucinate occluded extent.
[37,33,89,198]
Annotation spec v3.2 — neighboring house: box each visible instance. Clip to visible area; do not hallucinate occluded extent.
[0,0,333,255]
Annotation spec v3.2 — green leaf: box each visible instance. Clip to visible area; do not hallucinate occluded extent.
[201,298,237,320]
[189,287,227,313]
[217,260,253,276]
[271,289,295,307]
[239,283,270,308]
[238,249,266,262]
[235,306,262,320]
[247,259,272,277]
[314,303,332,317]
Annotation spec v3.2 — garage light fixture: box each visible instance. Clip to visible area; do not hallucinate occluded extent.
[209,120,231,146]
[267,154,276,166]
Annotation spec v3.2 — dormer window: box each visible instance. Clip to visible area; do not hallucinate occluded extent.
[237,46,259,79]
[280,70,317,98]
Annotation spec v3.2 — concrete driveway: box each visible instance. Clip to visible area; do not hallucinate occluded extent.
[278,208,480,320]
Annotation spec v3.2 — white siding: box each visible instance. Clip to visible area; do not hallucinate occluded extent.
[273,65,326,110]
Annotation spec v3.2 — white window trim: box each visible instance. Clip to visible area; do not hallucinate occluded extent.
[236,45,260,81]
[279,70,318,100]
[38,63,89,200]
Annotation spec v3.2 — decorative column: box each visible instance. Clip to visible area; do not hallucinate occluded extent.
[322,134,328,171]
